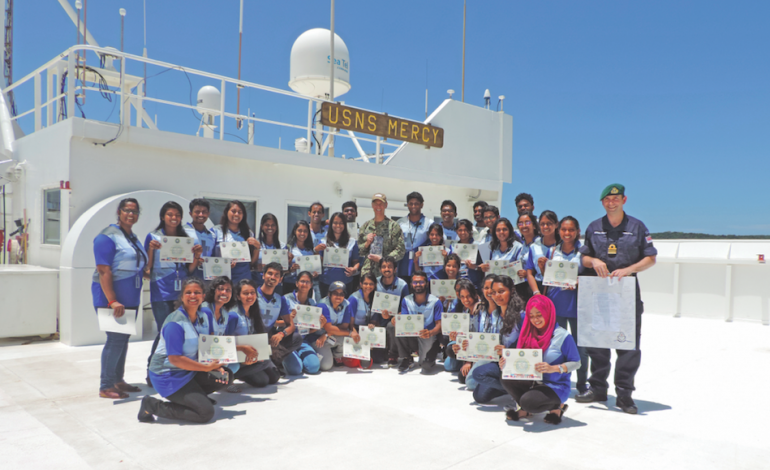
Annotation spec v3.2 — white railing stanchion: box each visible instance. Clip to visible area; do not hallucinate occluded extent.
[219,80,226,141]
[67,53,75,122]
[34,73,42,131]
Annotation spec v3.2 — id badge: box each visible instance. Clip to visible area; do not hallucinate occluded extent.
[409,251,414,260]
[136,276,141,288]
[174,279,182,291]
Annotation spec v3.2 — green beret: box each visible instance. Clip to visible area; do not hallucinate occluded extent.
[600,184,625,200]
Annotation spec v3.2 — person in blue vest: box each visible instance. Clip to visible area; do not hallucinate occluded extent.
[542,215,589,393]
[198,276,240,392]
[253,213,289,292]
[210,200,260,285]
[285,220,321,302]
[575,184,657,414]
[478,205,499,246]
[258,262,304,376]
[308,202,328,247]
[413,223,448,281]
[283,271,323,374]
[143,201,202,385]
[319,212,360,297]
[525,210,560,297]
[439,200,460,243]
[452,219,484,289]
[309,281,359,370]
[396,191,431,283]
[183,198,214,282]
[393,271,443,373]
[443,279,482,373]
[93,198,148,399]
[225,279,280,388]
[376,256,410,366]
[501,295,581,425]
[471,275,525,404]
[138,278,230,423]
[349,273,387,365]
[476,218,523,275]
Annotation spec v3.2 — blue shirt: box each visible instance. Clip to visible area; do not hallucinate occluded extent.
[148,307,199,397]
[211,225,254,284]
[525,238,556,282]
[540,326,581,403]
[400,294,443,330]
[285,245,315,284]
[199,303,230,336]
[545,241,584,319]
[253,241,287,286]
[319,237,360,285]
[284,291,316,337]
[491,241,524,264]
[145,230,196,302]
[376,276,409,308]
[419,244,448,281]
[442,221,459,242]
[319,297,353,326]
[184,222,214,280]
[478,307,503,334]
[397,214,432,277]
[91,224,148,308]
[310,224,328,247]
[257,287,289,330]
[348,289,374,325]
[449,243,484,288]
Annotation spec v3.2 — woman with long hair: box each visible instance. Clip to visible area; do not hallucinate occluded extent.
[253,213,288,291]
[452,219,484,289]
[211,200,260,284]
[413,223,448,281]
[443,279,481,374]
[144,201,202,384]
[319,212,360,297]
[515,212,540,302]
[526,210,560,297]
[283,271,325,374]
[349,273,383,365]
[285,220,320,296]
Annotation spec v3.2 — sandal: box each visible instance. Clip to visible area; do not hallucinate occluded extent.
[99,387,128,399]
[504,405,530,421]
[115,381,141,393]
[544,404,568,425]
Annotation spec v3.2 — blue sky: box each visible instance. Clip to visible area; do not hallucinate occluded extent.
[12,1,770,235]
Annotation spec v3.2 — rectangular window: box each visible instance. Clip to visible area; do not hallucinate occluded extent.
[43,189,61,245]
[206,198,258,233]
[287,204,330,235]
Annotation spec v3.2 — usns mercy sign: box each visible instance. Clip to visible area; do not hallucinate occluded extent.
[321,102,444,148]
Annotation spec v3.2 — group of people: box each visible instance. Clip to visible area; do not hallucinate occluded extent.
[91,184,656,425]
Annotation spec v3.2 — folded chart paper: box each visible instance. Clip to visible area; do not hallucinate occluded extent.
[577,276,636,350]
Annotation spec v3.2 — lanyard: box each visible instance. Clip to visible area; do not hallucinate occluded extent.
[118,226,147,270]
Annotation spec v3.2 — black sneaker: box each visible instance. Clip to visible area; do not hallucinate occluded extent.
[398,358,412,372]
[387,357,399,367]
[575,389,608,403]
[137,396,156,423]
[617,395,638,414]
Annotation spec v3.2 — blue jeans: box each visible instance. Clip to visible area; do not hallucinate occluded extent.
[282,351,304,376]
[443,340,462,372]
[147,300,176,369]
[465,360,489,391]
[98,308,136,390]
[293,343,321,374]
[471,361,508,403]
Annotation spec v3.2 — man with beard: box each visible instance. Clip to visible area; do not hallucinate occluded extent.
[258,262,303,376]
[397,192,432,283]
[393,271,443,373]
[377,256,410,366]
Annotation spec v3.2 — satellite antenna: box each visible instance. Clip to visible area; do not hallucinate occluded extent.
[484,89,490,109]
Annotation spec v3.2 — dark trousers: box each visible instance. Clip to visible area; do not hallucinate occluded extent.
[152,371,228,423]
[235,362,280,388]
[585,304,643,397]
[556,316,589,390]
[385,321,398,358]
[502,380,562,413]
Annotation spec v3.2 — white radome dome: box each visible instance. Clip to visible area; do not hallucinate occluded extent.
[289,28,350,99]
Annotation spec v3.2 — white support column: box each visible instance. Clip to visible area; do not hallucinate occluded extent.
[306,100,313,152]
[135,82,143,127]
[119,56,127,126]
[219,80,226,141]
[673,263,681,318]
[34,73,42,131]
[67,53,76,122]
[725,264,733,322]
[46,69,53,127]
[375,136,381,162]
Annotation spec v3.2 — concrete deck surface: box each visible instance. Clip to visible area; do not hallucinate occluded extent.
[0,314,767,470]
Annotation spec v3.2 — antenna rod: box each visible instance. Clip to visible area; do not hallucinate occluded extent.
[236,0,243,118]
[329,0,335,157]
[143,0,147,96]
[425,60,428,119]
[461,0,466,102]
[82,0,87,97]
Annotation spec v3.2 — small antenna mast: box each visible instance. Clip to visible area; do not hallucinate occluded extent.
[143,0,147,96]
[461,0,466,102]
[236,0,243,127]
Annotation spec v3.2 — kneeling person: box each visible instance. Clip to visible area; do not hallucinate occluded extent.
[312,281,360,370]
[394,271,443,373]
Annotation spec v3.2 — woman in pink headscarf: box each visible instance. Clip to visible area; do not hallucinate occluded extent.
[499,295,581,424]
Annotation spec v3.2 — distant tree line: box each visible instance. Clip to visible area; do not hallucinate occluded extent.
[651,232,770,240]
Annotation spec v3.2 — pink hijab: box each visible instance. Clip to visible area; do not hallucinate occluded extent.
[517,295,557,351]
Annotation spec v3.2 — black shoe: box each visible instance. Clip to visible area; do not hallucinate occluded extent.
[387,357,399,367]
[208,397,217,405]
[576,383,588,394]
[575,389,608,403]
[137,396,156,423]
[397,358,412,372]
[617,395,638,414]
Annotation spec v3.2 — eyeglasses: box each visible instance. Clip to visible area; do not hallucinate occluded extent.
[517,220,532,226]
[121,209,139,215]
[483,215,497,221]
[540,222,555,228]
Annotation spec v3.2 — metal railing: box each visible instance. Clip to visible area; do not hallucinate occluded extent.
[3,44,401,162]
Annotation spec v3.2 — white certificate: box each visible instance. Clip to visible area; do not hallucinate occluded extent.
[159,236,195,263]
[455,334,472,361]
[220,241,250,262]
[543,260,579,288]
[454,243,478,263]
[419,246,444,267]
[198,334,239,364]
[395,314,424,337]
[343,337,371,361]
[508,260,526,285]
[97,308,137,335]
[372,291,398,314]
[359,326,386,348]
[264,249,289,270]
[297,255,322,274]
[441,312,470,336]
[347,222,358,242]
[294,305,323,329]
[501,349,543,381]
[466,332,499,362]
[323,247,349,269]
[431,279,457,299]
[489,260,525,285]
[235,333,272,363]
[202,257,231,280]
[577,276,637,350]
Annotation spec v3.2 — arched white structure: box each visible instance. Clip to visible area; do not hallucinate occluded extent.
[59,190,191,346]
